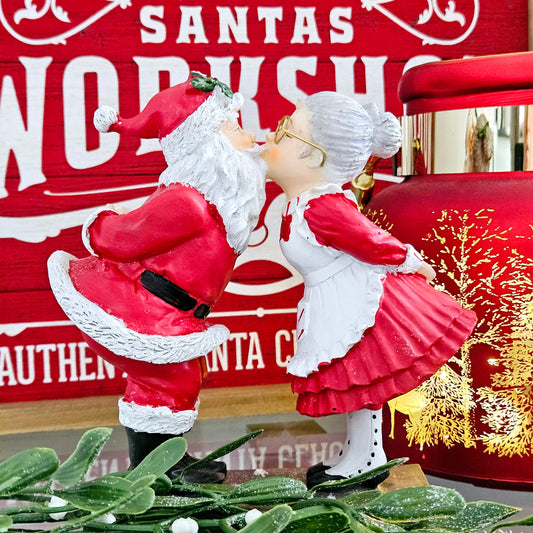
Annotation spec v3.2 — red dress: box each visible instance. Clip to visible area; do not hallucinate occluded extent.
[281,186,477,417]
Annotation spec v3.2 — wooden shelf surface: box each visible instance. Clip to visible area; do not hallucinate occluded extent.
[0,384,296,435]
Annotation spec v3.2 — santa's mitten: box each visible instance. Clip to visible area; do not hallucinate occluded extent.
[94,105,119,133]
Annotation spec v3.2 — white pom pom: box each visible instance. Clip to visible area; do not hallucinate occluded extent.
[93,105,118,133]
[49,495,68,520]
[93,513,116,524]
[245,508,263,525]
[171,517,199,533]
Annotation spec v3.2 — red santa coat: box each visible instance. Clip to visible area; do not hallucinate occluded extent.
[74,183,236,339]
[50,183,236,364]
[48,182,238,433]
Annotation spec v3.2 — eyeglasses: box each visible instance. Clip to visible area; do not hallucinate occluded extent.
[274,115,327,167]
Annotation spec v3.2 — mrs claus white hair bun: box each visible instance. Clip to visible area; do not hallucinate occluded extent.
[364,103,402,159]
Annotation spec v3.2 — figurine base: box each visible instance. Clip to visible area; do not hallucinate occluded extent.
[225,463,428,492]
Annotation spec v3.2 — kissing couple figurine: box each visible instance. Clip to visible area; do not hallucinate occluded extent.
[262,92,476,488]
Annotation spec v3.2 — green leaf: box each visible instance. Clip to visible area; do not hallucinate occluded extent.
[412,501,519,532]
[54,474,155,513]
[227,476,307,505]
[116,486,155,515]
[364,486,465,523]
[0,447,59,496]
[342,489,382,508]
[283,504,350,533]
[151,474,172,494]
[348,516,383,533]
[153,494,215,509]
[190,71,233,97]
[306,458,407,495]
[0,515,12,532]
[239,504,293,533]
[353,511,408,532]
[489,513,533,532]
[52,427,112,488]
[180,430,262,478]
[126,437,186,482]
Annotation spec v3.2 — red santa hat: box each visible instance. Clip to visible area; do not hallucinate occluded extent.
[93,72,242,142]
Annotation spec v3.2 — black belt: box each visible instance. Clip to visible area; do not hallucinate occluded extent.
[140,270,212,319]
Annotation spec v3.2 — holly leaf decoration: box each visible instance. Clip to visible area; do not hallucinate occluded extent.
[190,71,233,97]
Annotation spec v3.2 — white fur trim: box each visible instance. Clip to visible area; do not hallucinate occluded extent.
[82,206,117,256]
[394,244,424,274]
[160,86,241,168]
[119,399,198,434]
[94,105,118,133]
[47,251,230,364]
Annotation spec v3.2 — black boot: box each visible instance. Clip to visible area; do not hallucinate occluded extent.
[125,427,227,484]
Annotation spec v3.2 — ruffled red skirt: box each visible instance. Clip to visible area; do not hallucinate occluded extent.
[292,273,477,417]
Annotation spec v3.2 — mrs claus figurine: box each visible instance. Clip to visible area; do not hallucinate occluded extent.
[262,92,476,488]
[48,73,266,483]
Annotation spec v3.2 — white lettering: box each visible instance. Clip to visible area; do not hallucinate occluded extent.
[237,57,269,141]
[0,57,51,198]
[96,356,116,380]
[278,444,293,468]
[14,344,35,385]
[176,7,208,44]
[208,342,229,372]
[277,56,317,103]
[36,343,54,384]
[205,55,233,84]
[57,342,78,383]
[275,329,294,367]
[330,7,353,44]
[309,442,328,465]
[78,342,95,381]
[0,347,17,385]
[245,331,264,369]
[247,446,267,469]
[232,332,248,371]
[217,7,249,43]
[63,56,120,169]
[331,56,387,110]
[291,7,321,44]
[257,7,283,43]
[140,5,166,43]
[294,443,309,468]
[403,55,442,73]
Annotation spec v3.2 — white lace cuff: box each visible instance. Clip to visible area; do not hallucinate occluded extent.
[395,244,424,274]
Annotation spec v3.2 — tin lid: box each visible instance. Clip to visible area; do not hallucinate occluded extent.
[399,52,533,115]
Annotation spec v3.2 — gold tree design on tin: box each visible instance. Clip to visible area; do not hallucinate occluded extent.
[477,252,533,458]
[402,209,529,451]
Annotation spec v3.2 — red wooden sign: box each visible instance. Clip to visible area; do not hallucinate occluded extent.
[0,0,528,403]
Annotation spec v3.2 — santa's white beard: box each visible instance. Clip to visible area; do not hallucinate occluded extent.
[159,133,266,254]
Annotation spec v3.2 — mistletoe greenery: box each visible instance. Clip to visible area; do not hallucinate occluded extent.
[0,427,531,532]
[190,72,233,98]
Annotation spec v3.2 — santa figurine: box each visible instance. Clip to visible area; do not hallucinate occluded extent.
[261,92,476,488]
[48,73,266,483]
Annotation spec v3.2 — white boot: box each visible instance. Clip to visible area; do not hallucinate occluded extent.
[326,408,387,478]
[323,412,350,467]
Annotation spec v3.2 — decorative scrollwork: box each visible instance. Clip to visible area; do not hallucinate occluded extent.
[362,0,479,46]
[14,0,70,25]
[0,0,132,45]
